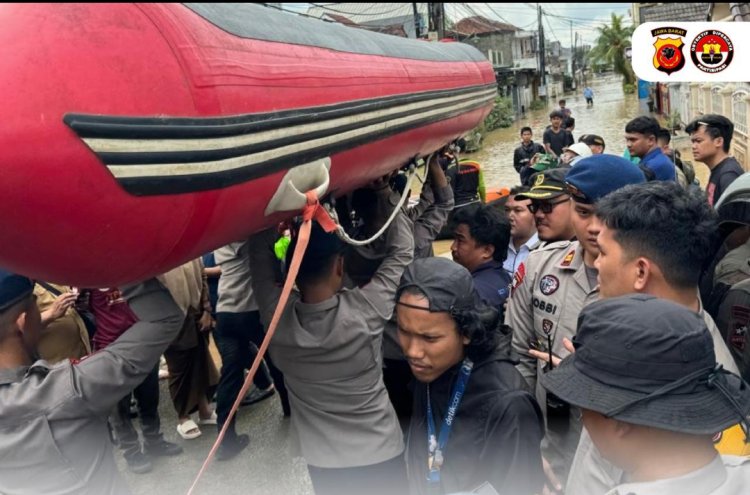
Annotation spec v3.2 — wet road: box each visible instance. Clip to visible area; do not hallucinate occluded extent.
[467,75,709,189]
[119,378,313,495]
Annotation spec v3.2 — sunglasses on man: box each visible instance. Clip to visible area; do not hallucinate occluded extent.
[527,196,569,214]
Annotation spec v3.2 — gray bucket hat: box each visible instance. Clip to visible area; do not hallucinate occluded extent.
[541,294,750,435]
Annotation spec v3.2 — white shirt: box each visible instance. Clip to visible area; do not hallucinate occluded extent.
[504,232,539,278]
[605,455,750,495]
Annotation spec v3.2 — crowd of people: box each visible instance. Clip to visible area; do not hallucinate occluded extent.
[1,101,749,495]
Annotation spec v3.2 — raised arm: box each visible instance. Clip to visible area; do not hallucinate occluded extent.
[68,278,184,416]
[247,228,284,328]
[358,210,414,323]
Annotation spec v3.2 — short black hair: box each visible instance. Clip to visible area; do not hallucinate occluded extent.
[596,182,719,289]
[286,222,347,286]
[564,117,575,129]
[451,204,511,263]
[656,127,671,145]
[625,116,661,138]
[559,99,566,105]
[399,286,506,361]
[550,110,565,120]
[520,126,532,135]
[685,114,734,152]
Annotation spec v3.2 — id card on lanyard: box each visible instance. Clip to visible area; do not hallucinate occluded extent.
[426,358,473,491]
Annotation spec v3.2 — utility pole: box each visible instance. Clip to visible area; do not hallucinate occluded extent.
[570,20,575,90]
[413,3,421,39]
[538,4,546,100]
[428,3,445,40]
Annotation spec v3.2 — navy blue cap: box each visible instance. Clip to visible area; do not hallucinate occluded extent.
[541,294,750,435]
[0,269,34,312]
[564,155,646,204]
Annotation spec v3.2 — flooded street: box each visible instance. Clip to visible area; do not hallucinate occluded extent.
[466,75,700,189]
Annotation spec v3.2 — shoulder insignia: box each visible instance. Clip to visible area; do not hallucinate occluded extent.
[512,263,526,294]
[537,240,572,252]
[560,249,576,267]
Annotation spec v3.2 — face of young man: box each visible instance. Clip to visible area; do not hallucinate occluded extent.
[505,195,536,246]
[451,223,492,273]
[397,292,468,383]
[625,132,654,159]
[550,116,562,130]
[521,130,532,144]
[570,201,601,264]
[533,196,574,242]
[594,224,638,298]
[690,125,723,165]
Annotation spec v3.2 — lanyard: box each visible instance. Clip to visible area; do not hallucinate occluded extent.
[426,358,473,487]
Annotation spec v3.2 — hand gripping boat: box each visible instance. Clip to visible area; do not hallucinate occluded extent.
[0,3,495,287]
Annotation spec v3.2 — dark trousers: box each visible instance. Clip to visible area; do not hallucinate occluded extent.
[111,365,161,459]
[307,454,408,495]
[214,311,288,436]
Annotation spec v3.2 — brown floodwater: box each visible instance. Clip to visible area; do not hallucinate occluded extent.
[465,75,709,189]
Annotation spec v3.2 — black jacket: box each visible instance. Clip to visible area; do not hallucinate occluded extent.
[513,141,546,173]
[405,346,544,495]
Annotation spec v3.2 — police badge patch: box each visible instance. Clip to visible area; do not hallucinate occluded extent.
[651,27,686,75]
[542,319,554,335]
[540,275,559,295]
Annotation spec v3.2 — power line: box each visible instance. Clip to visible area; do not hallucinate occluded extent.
[307,3,411,18]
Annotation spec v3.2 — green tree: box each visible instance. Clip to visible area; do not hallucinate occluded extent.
[589,13,635,86]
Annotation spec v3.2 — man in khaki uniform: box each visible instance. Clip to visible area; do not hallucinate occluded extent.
[507,156,646,483]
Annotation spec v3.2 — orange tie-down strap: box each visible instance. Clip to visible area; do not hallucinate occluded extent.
[187,191,337,494]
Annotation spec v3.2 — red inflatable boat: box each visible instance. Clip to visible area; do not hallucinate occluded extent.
[0,3,495,286]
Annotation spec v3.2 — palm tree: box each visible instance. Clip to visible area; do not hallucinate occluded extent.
[589,13,635,86]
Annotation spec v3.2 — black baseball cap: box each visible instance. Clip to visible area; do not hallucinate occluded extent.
[0,269,34,312]
[542,294,750,435]
[396,258,476,313]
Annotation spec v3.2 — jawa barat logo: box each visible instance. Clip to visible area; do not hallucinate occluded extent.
[691,30,734,73]
[651,27,686,75]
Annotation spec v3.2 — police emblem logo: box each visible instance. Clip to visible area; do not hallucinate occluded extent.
[534,173,545,187]
[539,275,559,295]
[690,30,734,74]
[651,27,686,75]
[542,318,554,335]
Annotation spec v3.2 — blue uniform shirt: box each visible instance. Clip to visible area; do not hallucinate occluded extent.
[641,147,676,181]
[472,260,511,314]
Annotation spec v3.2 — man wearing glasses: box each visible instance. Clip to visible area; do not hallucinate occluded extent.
[506,157,645,487]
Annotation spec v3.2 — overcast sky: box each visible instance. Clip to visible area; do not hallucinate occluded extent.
[280,3,632,47]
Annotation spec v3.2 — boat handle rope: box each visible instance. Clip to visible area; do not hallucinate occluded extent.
[325,153,431,247]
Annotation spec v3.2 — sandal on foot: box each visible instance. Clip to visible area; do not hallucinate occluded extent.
[177,419,202,440]
[197,411,217,426]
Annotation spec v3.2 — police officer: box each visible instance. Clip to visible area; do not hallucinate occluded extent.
[506,155,645,483]
[0,271,183,494]
[542,295,750,495]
